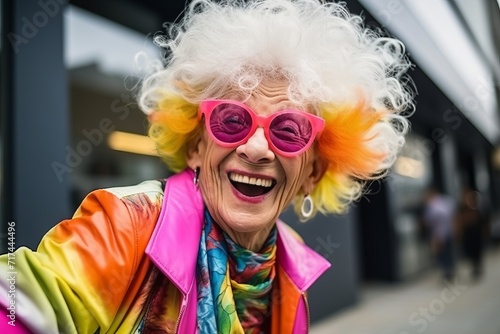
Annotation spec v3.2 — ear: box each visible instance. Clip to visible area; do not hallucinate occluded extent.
[302,155,328,194]
[185,130,204,170]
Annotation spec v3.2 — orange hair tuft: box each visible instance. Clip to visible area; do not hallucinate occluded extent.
[318,100,386,179]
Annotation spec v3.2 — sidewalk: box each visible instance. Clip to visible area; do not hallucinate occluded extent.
[311,247,500,334]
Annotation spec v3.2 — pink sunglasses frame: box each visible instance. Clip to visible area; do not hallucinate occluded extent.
[198,99,325,157]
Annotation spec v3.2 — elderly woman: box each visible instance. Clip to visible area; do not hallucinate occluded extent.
[0,0,412,333]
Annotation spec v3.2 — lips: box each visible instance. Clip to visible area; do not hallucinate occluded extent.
[228,172,275,197]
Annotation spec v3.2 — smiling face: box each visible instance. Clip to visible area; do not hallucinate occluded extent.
[187,81,326,250]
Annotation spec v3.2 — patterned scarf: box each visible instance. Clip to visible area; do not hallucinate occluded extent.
[196,210,277,334]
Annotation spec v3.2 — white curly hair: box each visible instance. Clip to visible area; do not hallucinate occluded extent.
[139,0,413,110]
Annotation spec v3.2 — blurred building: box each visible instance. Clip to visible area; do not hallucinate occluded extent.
[1,0,500,325]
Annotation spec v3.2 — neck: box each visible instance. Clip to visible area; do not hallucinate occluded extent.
[223,224,276,252]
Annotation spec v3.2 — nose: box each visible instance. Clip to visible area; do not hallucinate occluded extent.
[236,128,275,162]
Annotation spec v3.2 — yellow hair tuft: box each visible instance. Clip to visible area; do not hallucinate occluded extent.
[148,95,199,172]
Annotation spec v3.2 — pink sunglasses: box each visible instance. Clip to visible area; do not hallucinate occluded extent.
[198,99,325,157]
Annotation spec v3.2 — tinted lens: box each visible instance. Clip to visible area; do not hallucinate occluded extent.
[209,103,252,143]
[269,113,313,153]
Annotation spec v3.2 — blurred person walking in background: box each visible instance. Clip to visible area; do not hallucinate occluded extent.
[456,188,489,280]
[423,187,457,282]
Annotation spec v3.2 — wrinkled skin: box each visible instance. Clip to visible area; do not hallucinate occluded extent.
[187,81,326,251]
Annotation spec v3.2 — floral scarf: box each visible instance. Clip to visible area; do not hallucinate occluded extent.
[196,210,277,333]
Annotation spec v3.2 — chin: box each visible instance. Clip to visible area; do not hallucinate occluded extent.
[218,209,276,234]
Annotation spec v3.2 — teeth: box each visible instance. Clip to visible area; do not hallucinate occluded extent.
[229,173,273,187]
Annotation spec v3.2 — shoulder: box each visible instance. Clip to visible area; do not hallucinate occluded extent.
[103,179,165,202]
[82,180,166,217]
[71,180,166,241]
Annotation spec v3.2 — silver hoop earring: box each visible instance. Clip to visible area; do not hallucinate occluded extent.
[193,167,200,188]
[301,194,313,219]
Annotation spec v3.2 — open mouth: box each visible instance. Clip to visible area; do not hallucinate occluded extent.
[228,172,276,197]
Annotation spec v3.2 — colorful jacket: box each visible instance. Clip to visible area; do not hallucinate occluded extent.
[0,169,330,333]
